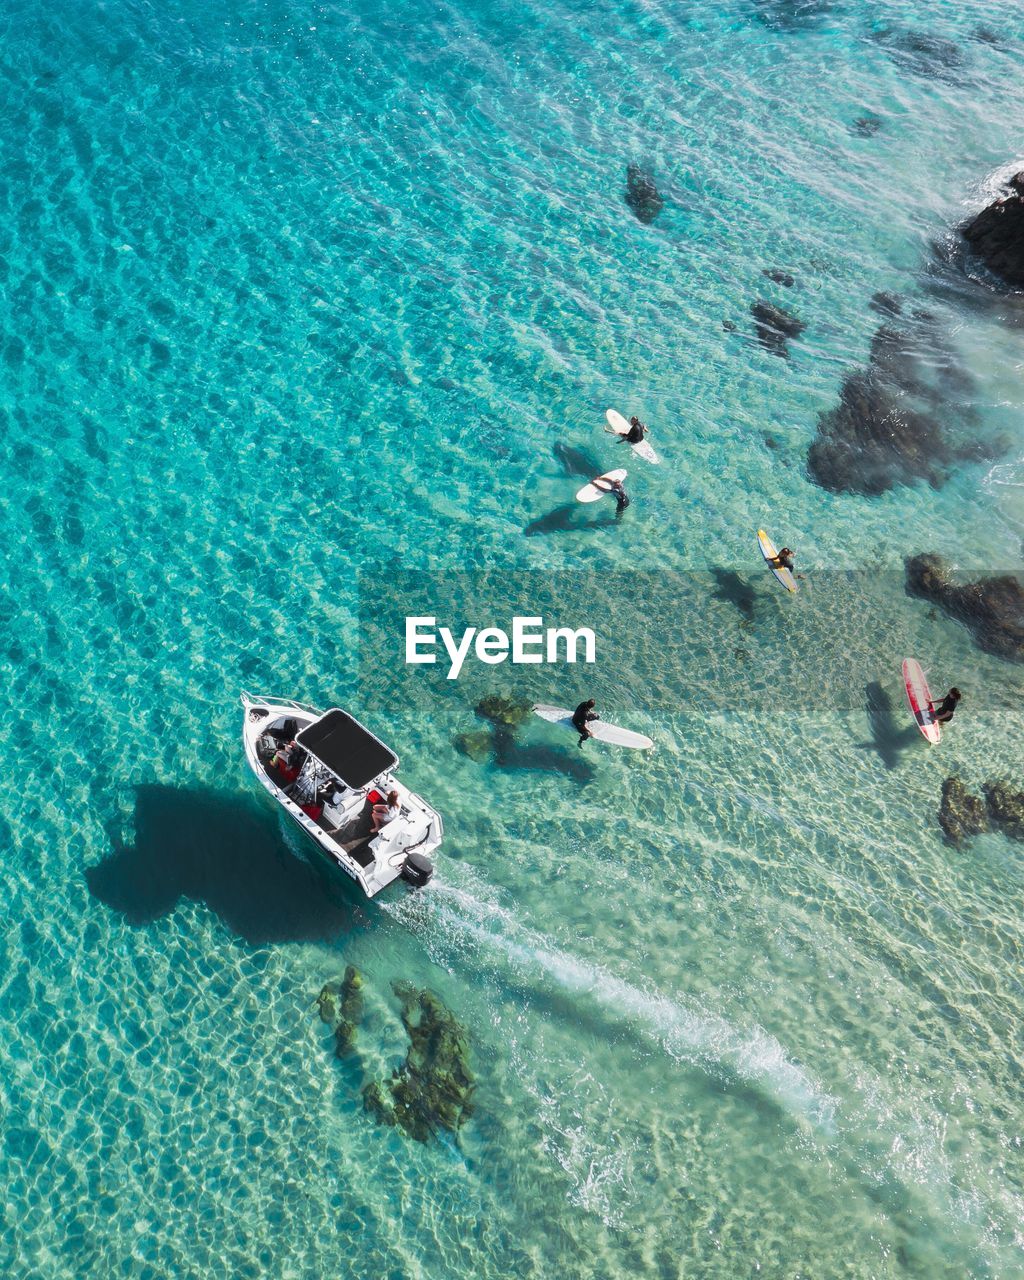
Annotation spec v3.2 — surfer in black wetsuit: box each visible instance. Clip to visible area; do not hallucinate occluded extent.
[768,546,795,572]
[608,478,630,515]
[929,687,961,724]
[572,698,599,747]
[621,416,648,445]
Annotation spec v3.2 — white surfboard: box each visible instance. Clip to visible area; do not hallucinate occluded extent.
[757,529,798,593]
[605,409,659,464]
[576,468,627,504]
[533,704,654,750]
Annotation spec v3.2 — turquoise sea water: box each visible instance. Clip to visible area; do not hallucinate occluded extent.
[2,0,1024,1274]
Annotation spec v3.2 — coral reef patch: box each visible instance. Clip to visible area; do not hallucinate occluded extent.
[475,694,533,727]
[807,308,1004,495]
[316,965,365,1058]
[750,300,804,358]
[363,983,475,1143]
[938,777,988,846]
[937,779,1024,846]
[624,163,663,225]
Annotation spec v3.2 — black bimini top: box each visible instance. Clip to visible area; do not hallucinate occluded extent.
[296,710,398,789]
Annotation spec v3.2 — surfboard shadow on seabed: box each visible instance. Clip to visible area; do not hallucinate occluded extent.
[523,504,620,537]
[854,681,923,770]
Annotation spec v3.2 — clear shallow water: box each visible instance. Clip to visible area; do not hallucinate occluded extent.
[1,0,1023,1275]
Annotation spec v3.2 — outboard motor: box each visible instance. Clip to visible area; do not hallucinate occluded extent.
[401,851,434,889]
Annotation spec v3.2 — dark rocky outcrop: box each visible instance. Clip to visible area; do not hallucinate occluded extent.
[363,983,475,1143]
[984,781,1024,841]
[807,309,1004,495]
[870,27,967,81]
[905,554,1024,662]
[751,300,805,358]
[763,268,795,288]
[938,777,988,846]
[961,171,1024,290]
[624,163,663,225]
[936,778,1024,846]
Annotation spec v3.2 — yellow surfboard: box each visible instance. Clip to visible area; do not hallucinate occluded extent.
[757,530,798,593]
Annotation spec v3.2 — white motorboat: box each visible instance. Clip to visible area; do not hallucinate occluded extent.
[240,692,442,898]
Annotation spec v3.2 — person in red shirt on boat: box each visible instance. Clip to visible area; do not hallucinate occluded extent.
[271,740,303,783]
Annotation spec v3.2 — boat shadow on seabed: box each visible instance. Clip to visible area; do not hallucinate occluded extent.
[86,784,362,945]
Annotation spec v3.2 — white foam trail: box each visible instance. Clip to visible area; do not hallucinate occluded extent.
[385,881,836,1131]
[387,881,1024,1263]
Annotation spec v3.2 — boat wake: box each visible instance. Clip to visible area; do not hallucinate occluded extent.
[384,874,1021,1269]
[384,876,836,1132]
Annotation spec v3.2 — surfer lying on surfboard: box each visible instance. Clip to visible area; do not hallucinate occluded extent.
[572,698,599,747]
[929,687,961,725]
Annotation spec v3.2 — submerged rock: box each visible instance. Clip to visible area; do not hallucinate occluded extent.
[756,0,833,31]
[751,300,805,358]
[936,778,1024,847]
[316,965,364,1052]
[962,171,1024,290]
[869,290,902,318]
[806,309,1002,495]
[984,782,1024,841]
[475,694,533,727]
[363,984,475,1144]
[938,777,988,846]
[454,729,494,763]
[316,980,343,1026]
[905,554,1024,662]
[624,163,663,225]
[340,965,364,1024]
[763,268,795,288]
[334,1020,358,1057]
[870,26,967,81]
[852,114,883,138]
[362,1081,396,1126]
[808,366,947,494]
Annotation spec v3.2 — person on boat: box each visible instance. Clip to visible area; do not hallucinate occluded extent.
[371,789,401,832]
[271,740,302,783]
[621,416,648,445]
[929,687,961,724]
[572,699,599,747]
[608,478,630,514]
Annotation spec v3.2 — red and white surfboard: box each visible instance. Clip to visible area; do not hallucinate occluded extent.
[902,658,941,744]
